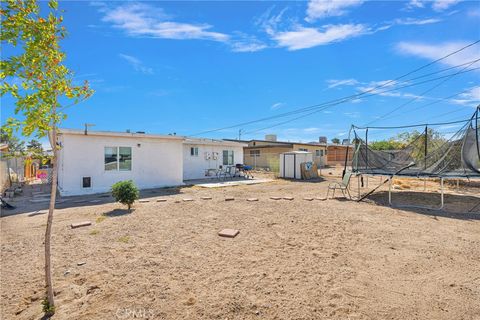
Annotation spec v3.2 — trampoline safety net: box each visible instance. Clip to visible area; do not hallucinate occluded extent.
[351,107,480,178]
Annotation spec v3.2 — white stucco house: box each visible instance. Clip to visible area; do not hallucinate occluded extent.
[57,129,245,196]
[183,138,245,180]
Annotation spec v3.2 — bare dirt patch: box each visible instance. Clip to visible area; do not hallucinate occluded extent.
[1,174,479,319]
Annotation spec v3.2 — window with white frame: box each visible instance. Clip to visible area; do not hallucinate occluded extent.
[190,147,199,156]
[223,150,234,165]
[316,150,324,157]
[105,147,132,171]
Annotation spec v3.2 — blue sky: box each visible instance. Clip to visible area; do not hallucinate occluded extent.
[1,0,480,145]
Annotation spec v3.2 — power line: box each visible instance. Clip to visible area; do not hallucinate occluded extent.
[242,66,478,135]
[371,88,473,124]
[189,40,480,136]
[363,59,479,126]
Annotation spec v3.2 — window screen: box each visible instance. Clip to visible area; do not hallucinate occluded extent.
[223,150,234,165]
[105,147,118,171]
[119,147,132,171]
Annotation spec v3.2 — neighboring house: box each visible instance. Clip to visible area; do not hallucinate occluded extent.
[225,135,328,170]
[0,144,10,192]
[183,138,245,180]
[57,129,245,196]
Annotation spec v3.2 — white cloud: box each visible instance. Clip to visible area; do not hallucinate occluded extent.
[230,33,268,52]
[271,102,285,110]
[326,79,359,88]
[393,17,442,25]
[231,41,268,53]
[396,41,479,68]
[405,0,461,11]
[432,0,461,11]
[304,127,321,133]
[273,24,368,51]
[405,0,425,10]
[118,53,154,74]
[343,111,360,118]
[102,3,229,42]
[305,0,364,22]
[450,86,480,107]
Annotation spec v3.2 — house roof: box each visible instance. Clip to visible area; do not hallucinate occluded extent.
[225,139,327,148]
[59,128,184,140]
[184,137,247,147]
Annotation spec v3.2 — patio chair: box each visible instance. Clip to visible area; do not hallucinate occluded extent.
[326,171,352,200]
[217,165,234,180]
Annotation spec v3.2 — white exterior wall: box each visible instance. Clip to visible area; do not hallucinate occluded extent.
[279,152,313,179]
[58,133,183,196]
[183,143,244,180]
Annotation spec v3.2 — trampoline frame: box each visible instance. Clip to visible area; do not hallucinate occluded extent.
[387,175,444,210]
[346,107,479,211]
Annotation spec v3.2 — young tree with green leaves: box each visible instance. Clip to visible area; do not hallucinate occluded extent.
[331,137,341,144]
[1,0,93,315]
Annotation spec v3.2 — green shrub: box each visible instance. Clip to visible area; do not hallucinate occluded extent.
[111,180,139,210]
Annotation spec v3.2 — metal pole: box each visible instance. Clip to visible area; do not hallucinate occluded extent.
[440,177,444,209]
[388,176,392,206]
[357,174,361,199]
[365,128,369,171]
[424,126,428,191]
[343,125,353,177]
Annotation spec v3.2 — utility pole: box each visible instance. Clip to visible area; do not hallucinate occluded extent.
[238,129,243,140]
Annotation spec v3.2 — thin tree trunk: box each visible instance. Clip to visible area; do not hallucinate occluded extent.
[45,122,58,315]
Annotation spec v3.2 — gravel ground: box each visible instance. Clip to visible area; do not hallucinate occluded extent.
[1,172,479,320]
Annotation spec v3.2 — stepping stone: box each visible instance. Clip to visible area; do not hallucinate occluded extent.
[283,197,294,201]
[247,198,259,202]
[303,197,314,201]
[71,221,92,229]
[201,196,212,200]
[27,210,48,217]
[270,197,282,200]
[156,199,167,202]
[225,197,235,201]
[183,198,194,202]
[218,229,240,238]
[77,261,86,266]
[139,199,150,203]
[174,200,181,203]
[314,197,326,201]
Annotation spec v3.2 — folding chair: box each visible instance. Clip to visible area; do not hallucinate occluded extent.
[326,171,352,200]
[217,166,234,180]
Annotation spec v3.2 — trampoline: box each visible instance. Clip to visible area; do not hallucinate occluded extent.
[346,106,480,210]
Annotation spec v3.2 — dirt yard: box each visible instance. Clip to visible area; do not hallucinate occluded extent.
[1,172,480,320]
